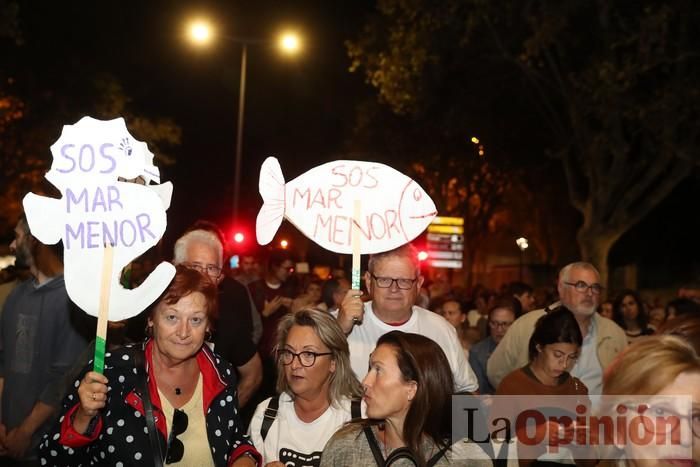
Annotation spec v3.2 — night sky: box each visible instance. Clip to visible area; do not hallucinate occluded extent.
[6,0,374,248]
[4,0,699,285]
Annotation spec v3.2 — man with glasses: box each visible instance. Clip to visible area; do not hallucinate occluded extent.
[487,262,627,394]
[467,297,517,395]
[337,244,479,392]
[173,229,262,409]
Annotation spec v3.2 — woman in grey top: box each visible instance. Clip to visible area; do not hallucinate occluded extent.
[321,331,492,466]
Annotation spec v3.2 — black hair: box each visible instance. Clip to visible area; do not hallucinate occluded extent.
[612,289,649,331]
[528,306,582,361]
[488,295,519,320]
[267,249,292,269]
[667,298,700,317]
[509,281,533,296]
[321,278,340,308]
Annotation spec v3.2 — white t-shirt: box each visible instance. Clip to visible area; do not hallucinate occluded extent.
[249,393,363,466]
[346,302,479,393]
[571,316,602,395]
[467,309,484,327]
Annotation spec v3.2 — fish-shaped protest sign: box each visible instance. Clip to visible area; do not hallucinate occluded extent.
[256,157,437,254]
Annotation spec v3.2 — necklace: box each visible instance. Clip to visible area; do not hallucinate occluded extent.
[158,376,185,396]
[152,352,196,396]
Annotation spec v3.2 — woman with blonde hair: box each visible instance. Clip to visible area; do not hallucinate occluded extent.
[249,308,363,466]
[599,334,700,467]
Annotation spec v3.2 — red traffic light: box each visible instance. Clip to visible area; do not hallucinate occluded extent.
[233,232,245,243]
[417,251,429,261]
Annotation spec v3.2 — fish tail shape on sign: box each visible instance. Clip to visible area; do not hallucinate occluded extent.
[255,156,437,254]
[256,157,286,246]
[22,116,176,321]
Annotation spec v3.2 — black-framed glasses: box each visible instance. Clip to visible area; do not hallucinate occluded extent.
[277,349,333,367]
[489,320,513,329]
[183,262,222,278]
[371,274,417,290]
[166,408,188,464]
[564,280,604,295]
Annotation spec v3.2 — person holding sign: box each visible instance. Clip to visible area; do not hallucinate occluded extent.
[337,244,478,393]
[0,214,90,465]
[39,266,260,467]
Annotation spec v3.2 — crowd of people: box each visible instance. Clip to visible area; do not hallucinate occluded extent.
[1,214,699,466]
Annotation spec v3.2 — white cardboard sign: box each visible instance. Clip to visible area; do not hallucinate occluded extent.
[256,157,437,254]
[22,116,176,321]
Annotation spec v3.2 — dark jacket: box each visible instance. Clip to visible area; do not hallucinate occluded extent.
[39,340,260,466]
[0,275,89,457]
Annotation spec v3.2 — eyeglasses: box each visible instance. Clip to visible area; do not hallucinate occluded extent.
[489,320,513,328]
[633,403,700,439]
[277,349,333,367]
[371,274,417,290]
[183,262,222,278]
[564,280,604,295]
[166,408,188,464]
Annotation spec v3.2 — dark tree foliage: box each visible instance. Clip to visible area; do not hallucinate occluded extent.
[348,0,700,286]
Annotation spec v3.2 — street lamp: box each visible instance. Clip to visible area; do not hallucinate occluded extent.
[516,237,529,281]
[185,19,302,226]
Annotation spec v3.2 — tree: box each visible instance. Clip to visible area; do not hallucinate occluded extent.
[348,0,700,286]
[0,73,181,234]
[410,156,510,288]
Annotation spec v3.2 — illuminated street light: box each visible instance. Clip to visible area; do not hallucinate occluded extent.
[516,237,529,251]
[516,237,529,280]
[278,31,301,54]
[280,239,289,249]
[184,18,304,225]
[188,19,213,45]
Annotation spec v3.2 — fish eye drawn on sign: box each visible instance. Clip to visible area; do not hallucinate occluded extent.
[256,156,437,254]
[22,116,176,321]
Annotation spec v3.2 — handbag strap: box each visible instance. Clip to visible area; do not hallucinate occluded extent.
[363,425,387,467]
[426,444,449,467]
[363,424,451,467]
[134,349,164,467]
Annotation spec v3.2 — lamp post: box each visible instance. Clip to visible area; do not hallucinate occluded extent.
[186,19,302,225]
[516,237,529,281]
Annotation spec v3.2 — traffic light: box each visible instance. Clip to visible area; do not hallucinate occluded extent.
[233,232,245,244]
[280,239,289,249]
[417,250,429,262]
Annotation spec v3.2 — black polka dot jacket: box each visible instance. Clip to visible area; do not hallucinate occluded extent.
[38,340,261,466]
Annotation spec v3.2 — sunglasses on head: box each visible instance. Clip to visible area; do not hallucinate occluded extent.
[166,409,188,464]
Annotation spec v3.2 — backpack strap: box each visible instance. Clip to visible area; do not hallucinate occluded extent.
[351,398,362,419]
[260,395,280,441]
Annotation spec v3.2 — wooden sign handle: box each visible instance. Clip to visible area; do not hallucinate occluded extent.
[351,200,361,290]
[93,244,114,373]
